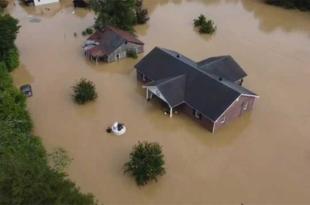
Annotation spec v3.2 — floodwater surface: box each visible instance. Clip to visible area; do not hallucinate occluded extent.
[9,0,310,204]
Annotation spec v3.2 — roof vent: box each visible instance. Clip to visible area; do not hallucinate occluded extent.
[218,77,223,81]
[176,54,180,58]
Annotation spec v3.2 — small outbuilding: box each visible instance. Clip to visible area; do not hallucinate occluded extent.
[83,26,144,63]
[135,47,259,133]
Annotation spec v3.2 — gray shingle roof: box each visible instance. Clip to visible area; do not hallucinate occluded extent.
[145,75,186,107]
[198,56,247,82]
[135,47,258,121]
[86,26,143,57]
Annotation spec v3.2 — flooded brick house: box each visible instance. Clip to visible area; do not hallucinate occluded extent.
[83,26,144,63]
[135,47,259,133]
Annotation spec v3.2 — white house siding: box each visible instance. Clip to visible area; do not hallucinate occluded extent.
[33,0,59,6]
[107,42,144,63]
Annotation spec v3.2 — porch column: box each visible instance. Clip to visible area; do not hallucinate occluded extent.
[146,88,149,100]
[169,107,173,118]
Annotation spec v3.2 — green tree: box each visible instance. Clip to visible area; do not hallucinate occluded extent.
[265,0,310,10]
[193,14,206,27]
[0,14,20,63]
[91,0,137,32]
[124,141,166,186]
[199,20,216,34]
[193,14,216,34]
[4,48,20,71]
[0,63,97,205]
[127,49,138,59]
[72,78,98,104]
[136,0,149,24]
[0,12,97,205]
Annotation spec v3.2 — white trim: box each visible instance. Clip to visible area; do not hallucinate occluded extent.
[214,94,259,122]
[242,94,260,98]
[144,86,169,105]
[215,94,241,123]
[212,124,215,133]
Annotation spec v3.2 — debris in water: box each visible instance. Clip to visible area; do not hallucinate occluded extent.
[20,84,33,97]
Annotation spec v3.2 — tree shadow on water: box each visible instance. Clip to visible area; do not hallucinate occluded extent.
[241,0,310,35]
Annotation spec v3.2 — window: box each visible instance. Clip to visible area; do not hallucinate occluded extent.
[220,116,226,124]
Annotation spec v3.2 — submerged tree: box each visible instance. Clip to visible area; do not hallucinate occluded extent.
[194,14,207,27]
[135,0,149,24]
[0,63,97,205]
[0,14,20,71]
[124,141,166,186]
[91,0,137,32]
[193,14,216,34]
[127,49,138,59]
[72,78,98,104]
[265,0,310,11]
[90,0,149,32]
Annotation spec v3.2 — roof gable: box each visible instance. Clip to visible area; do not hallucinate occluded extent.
[185,69,241,121]
[144,75,186,107]
[86,26,143,56]
[135,47,192,81]
[198,56,247,82]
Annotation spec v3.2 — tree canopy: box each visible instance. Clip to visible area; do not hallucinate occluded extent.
[124,141,166,186]
[0,14,20,71]
[265,0,310,11]
[193,14,216,34]
[0,14,20,59]
[90,0,149,32]
[0,13,97,205]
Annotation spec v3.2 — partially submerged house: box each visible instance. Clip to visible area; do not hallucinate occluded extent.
[83,26,144,63]
[135,47,259,133]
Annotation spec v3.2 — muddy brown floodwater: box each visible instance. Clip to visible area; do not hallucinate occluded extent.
[8,0,310,204]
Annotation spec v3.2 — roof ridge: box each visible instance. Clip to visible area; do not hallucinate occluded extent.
[198,56,229,69]
[157,47,197,68]
[153,48,242,96]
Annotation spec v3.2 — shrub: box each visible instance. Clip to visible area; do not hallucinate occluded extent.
[136,0,149,24]
[127,49,138,59]
[199,20,216,34]
[0,14,20,63]
[193,14,206,27]
[193,14,216,34]
[72,78,97,104]
[86,27,93,35]
[124,141,166,186]
[4,48,19,72]
[91,0,150,31]
[0,62,97,204]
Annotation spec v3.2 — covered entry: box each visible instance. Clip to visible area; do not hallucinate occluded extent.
[143,75,186,117]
